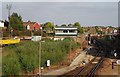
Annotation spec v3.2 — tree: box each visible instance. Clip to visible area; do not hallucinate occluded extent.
[108,26,113,28]
[95,26,99,33]
[118,27,120,34]
[9,12,25,31]
[61,24,67,27]
[73,22,80,27]
[68,24,73,27]
[73,22,83,33]
[95,26,104,34]
[43,22,54,33]
[79,27,84,33]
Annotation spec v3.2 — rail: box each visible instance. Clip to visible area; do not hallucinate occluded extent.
[61,37,108,77]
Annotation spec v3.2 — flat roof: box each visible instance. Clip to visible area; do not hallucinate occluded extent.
[55,27,77,30]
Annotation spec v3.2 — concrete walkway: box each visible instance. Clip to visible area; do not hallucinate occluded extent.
[70,51,86,66]
[43,51,87,75]
[43,65,78,75]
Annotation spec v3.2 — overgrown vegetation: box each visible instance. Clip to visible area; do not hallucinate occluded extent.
[2,46,21,75]
[2,38,80,75]
[41,38,80,67]
[2,41,39,75]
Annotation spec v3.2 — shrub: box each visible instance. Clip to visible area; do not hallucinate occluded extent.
[12,30,20,36]
[20,30,31,36]
[33,30,41,36]
[15,41,39,73]
[2,47,21,75]
[41,39,80,67]
[2,39,80,75]
[3,31,10,37]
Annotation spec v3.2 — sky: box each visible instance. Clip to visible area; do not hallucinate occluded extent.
[1,0,120,2]
[0,0,119,27]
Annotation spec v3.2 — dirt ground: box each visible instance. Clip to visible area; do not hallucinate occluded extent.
[95,58,119,75]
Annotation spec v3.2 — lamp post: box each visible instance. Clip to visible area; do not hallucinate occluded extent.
[38,41,41,75]
[38,27,43,75]
[69,37,71,63]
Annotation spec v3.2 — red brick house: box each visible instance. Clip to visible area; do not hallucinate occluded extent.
[23,20,41,31]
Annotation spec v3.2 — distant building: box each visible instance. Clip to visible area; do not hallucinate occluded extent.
[55,27,78,36]
[4,20,9,28]
[0,20,4,27]
[23,20,41,31]
[99,27,115,34]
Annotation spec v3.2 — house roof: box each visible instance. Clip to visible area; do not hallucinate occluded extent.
[23,20,41,30]
[23,20,36,26]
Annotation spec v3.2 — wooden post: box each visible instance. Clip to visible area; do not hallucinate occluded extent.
[112,62,114,69]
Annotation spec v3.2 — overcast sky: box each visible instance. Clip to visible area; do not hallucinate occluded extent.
[0,0,119,27]
[1,0,120,2]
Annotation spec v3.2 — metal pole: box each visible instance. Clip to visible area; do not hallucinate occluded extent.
[6,4,12,38]
[70,37,71,63]
[39,41,41,75]
[39,27,42,75]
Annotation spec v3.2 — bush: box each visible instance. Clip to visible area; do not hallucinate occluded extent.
[12,30,20,36]
[2,39,80,75]
[20,30,31,36]
[15,41,39,73]
[33,30,41,36]
[41,39,80,67]
[2,46,21,75]
[3,31,10,37]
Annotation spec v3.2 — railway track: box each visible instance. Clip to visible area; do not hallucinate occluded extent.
[86,58,104,77]
[59,38,108,77]
[60,49,105,77]
[61,56,104,77]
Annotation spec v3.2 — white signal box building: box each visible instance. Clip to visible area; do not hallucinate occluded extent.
[55,27,78,36]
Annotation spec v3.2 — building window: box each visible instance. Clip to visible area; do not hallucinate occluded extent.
[69,30,75,33]
[27,25,30,30]
[63,30,68,33]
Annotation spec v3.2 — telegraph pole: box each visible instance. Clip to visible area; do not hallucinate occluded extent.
[6,4,12,19]
[6,4,12,38]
